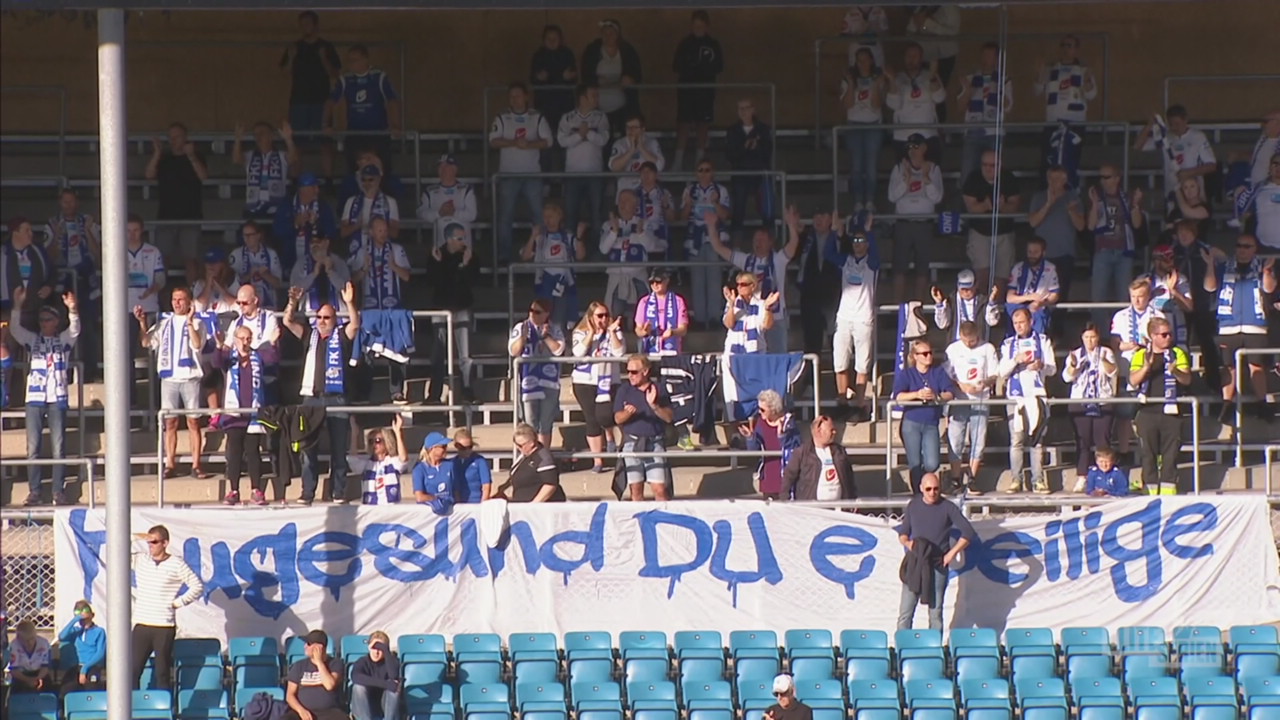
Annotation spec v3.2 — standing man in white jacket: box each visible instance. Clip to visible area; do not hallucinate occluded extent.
[558,84,611,249]
[887,134,943,303]
[886,42,946,162]
[417,154,478,248]
[490,82,553,262]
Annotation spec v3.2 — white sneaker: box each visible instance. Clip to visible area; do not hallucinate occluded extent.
[1072,476,1087,493]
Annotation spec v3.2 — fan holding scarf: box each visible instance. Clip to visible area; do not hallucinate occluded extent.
[571,303,626,474]
[1127,317,1192,495]
[1203,236,1278,425]
[273,174,337,276]
[139,286,210,481]
[232,121,299,220]
[508,297,567,449]
[709,214,800,353]
[633,269,689,356]
[214,323,280,506]
[1062,323,1117,493]
[997,307,1056,494]
[340,164,401,260]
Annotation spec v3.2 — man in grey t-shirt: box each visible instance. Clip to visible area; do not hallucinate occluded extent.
[1028,165,1085,334]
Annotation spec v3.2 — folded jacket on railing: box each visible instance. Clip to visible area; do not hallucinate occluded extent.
[358,309,415,363]
[724,352,806,421]
[658,354,720,439]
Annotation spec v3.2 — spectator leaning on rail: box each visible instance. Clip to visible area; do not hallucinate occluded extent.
[131,524,204,689]
[1128,316,1192,496]
[892,339,955,495]
[896,472,975,631]
[708,212,798,352]
[998,307,1057,494]
[499,423,566,502]
[1204,236,1277,425]
[615,354,675,502]
[283,282,361,505]
[9,288,79,506]
[572,302,625,474]
[351,631,401,720]
[451,429,492,504]
[58,600,106,692]
[285,629,346,720]
[781,415,856,502]
[7,619,52,694]
[138,285,209,481]
[739,388,800,501]
[634,269,689,355]
[509,298,566,449]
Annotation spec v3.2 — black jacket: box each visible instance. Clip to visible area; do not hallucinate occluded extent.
[351,653,401,691]
[781,439,856,501]
[427,247,478,312]
[529,45,578,119]
[725,120,773,171]
[672,34,724,83]
[257,404,328,484]
[899,537,943,605]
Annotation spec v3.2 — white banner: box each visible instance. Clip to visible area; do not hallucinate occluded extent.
[54,498,1280,643]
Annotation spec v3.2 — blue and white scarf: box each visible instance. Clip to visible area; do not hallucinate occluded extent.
[575,330,618,402]
[303,328,346,396]
[246,150,286,212]
[292,195,320,264]
[1045,64,1088,115]
[642,292,682,355]
[727,298,764,354]
[535,228,575,298]
[156,313,200,380]
[231,245,278,308]
[742,253,779,311]
[1071,346,1108,417]
[346,191,392,257]
[304,256,340,314]
[1216,259,1268,330]
[515,322,561,400]
[1149,272,1187,345]
[362,241,401,309]
[25,334,72,406]
[48,214,93,272]
[684,183,723,252]
[964,71,1001,132]
[224,350,265,433]
[1004,333,1046,398]
[1138,349,1179,415]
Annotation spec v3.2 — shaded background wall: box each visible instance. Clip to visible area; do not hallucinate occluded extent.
[1,2,1276,135]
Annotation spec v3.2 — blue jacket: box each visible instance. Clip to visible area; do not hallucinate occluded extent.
[453,454,493,504]
[58,618,106,673]
[1086,466,1130,496]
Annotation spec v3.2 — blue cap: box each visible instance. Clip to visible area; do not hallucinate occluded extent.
[438,154,457,166]
[298,172,319,187]
[421,432,449,450]
[361,164,382,177]
[957,269,976,289]
[203,246,226,263]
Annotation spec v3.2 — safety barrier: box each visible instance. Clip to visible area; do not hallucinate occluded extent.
[1235,347,1280,467]
[881,395,1203,498]
[811,31,1112,142]
[1,457,96,508]
[481,82,778,180]
[0,361,88,459]
[1266,445,1280,497]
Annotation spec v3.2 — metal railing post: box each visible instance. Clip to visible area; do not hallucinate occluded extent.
[1192,397,1201,495]
[1237,349,1244,468]
[1266,445,1279,496]
[156,408,165,507]
[884,398,894,498]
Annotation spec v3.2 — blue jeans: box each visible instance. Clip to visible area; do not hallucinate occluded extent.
[689,243,724,327]
[845,127,882,207]
[563,177,604,250]
[900,418,941,494]
[300,396,350,501]
[1090,248,1134,328]
[496,177,544,262]
[351,683,401,720]
[27,404,68,494]
[898,564,949,630]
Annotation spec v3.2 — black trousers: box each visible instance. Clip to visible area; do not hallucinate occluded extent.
[131,623,176,689]
[799,293,829,356]
[1136,409,1183,491]
[225,426,265,495]
[1071,412,1113,477]
[1188,309,1224,391]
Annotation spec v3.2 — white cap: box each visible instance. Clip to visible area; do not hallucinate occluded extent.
[957,270,976,289]
[772,674,794,694]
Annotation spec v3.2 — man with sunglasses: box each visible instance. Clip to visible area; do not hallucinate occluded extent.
[1203,235,1278,424]
[998,307,1056,494]
[614,354,675,501]
[709,213,799,352]
[1129,317,1192,495]
[896,472,975,630]
[764,675,813,720]
[634,269,689,356]
[892,340,954,494]
[130,524,203,689]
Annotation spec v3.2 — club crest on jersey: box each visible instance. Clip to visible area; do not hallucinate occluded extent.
[515,128,527,139]
[857,90,869,101]
[355,90,367,103]
[911,88,922,99]
[910,181,922,193]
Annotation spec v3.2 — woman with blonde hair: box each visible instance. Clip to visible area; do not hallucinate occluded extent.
[452,428,493,503]
[571,301,626,473]
[350,415,408,505]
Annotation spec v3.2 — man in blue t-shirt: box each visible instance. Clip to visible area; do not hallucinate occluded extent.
[891,340,956,494]
[324,44,401,175]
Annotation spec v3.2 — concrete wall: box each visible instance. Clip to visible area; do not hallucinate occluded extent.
[0,3,1275,135]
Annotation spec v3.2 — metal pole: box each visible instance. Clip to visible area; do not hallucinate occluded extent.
[813,39,823,149]
[830,126,839,214]
[884,400,893,498]
[86,461,96,510]
[97,11,133,720]
[1236,350,1245,468]
[1191,397,1201,495]
[156,409,165,508]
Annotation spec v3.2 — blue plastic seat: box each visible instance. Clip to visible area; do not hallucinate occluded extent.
[510,633,561,684]
[404,680,454,720]
[905,678,958,720]
[461,683,513,720]
[8,692,59,720]
[570,657,616,685]
[738,679,777,720]
[849,679,904,720]
[845,655,891,682]
[233,687,282,718]
[684,681,735,720]
[565,632,615,660]
[951,629,1002,681]
[1129,676,1185,720]
[132,690,175,720]
[1062,628,1113,658]
[730,631,780,662]
[620,632,669,662]
[627,680,679,720]
[1015,677,1070,720]
[841,630,892,681]
[1122,628,1171,652]
[341,634,372,665]
[959,678,1013,720]
[1231,627,1280,681]
[571,680,624,720]
[675,631,723,660]
[405,662,448,689]
[234,664,280,690]
[399,634,449,664]
[1184,676,1240,720]
[176,689,230,720]
[625,657,670,685]
[177,664,224,692]
[455,633,504,685]
[794,678,847,720]
[1006,628,1058,681]
[1241,676,1280,720]
[516,681,569,720]
[1071,677,1127,720]
[174,638,223,663]
[786,629,836,680]
[228,636,279,669]
[895,629,946,681]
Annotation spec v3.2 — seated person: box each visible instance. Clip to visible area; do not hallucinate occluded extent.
[351,631,401,720]
[1085,446,1132,498]
[6,620,52,693]
[58,600,107,692]
[285,629,346,720]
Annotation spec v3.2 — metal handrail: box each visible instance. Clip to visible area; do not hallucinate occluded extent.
[812,31,1112,142]
[1234,348,1280,468]
[0,361,88,459]
[881,395,1203,498]
[5,458,97,509]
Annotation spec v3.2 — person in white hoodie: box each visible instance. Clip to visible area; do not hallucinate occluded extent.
[600,190,665,318]
[885,42,945,162]
[943,320,997,495]
[887,134,943,303]
[558,84,611,247]
[417,154,478,248]
[998,307,1056,494]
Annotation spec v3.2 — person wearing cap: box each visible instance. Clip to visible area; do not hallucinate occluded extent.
[572,302,625,474]
[338,150,406,209]
[510,298,566,449]
[451,428,493,503]
[214,322,280,506]
[193,245,241,314]
[8,286,79,505]
[145,122,207,266]
[283,282,361,505]
[1147,243,1192,348]
[275,172,338,276]
[341,163,401,259]
[825,211,879,421]
[885,42,945,162]
[634,268,689,355]
[888,133,943,303]
[1005,236,1060,336]
[491,82,553,263]
[418,154,478,246]
[229,220,285,310]
[1,217,56,331]
[412,431,456,511]
[351,630,401,720]
[709,213,799,353]
[285,628,346,720]
[609,114,665,197]
[6,619,52,694]
[324,44,400,175]
[58,600,107,692]
[896,472,975,629]
[499,422,566,502]
[559,84,611,244]
[962,149,1022,295]
[602,190,665,319]
[764,674,813,720]
[672,10,724,173]
[998,307,1057,494]
[138,285,210,480]
[349,414,408,506]
[581,19,643,130]
[931,269,1000,343]
[955,42,1012,187]
[233,120,299,221]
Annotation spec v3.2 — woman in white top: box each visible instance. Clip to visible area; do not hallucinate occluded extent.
[722,271,777,355]
[571,302,626,473]
[1061,323,1117,492]
[350,414,409,505]
[840,48,888,213]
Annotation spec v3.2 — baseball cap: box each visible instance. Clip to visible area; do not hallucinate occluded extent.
[906,133,927,146]
[438,154,458,166]
[298,172,319,187]
[422,432,450,451]
[203,246,226,264]
[599,18,621,31]
[38,305,61,320]
[1152,244,1174,258]
[772,674,794,694]
[648,268,670,282]
[957,269,976,289]
[303,629,329,648]
[361,164,382,177]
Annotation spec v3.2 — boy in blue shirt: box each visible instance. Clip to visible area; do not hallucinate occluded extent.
[1085,446,1130,497]
[58,600,106,691]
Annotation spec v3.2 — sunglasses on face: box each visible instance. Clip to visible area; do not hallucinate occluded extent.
[372,436,385,445]
[736,282,754,288]
[627,369,645,375]
[1100,175,1117,180]
[649,279,666,285]
[456,444,474,451]
[1152,332,1171,337]
[236,300,252,306]
[594,313,609,318]
[147,539,164,545]
[922,487,941,493]
[916,350,933,357]
[316,314,335,320]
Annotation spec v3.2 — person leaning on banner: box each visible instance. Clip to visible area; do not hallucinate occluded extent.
[498,423,566,503]
[781,415,856,502]
[58,599,106,692]
[1128,317,1192,496]
[284,629,346,720]
[896,472,976,631]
